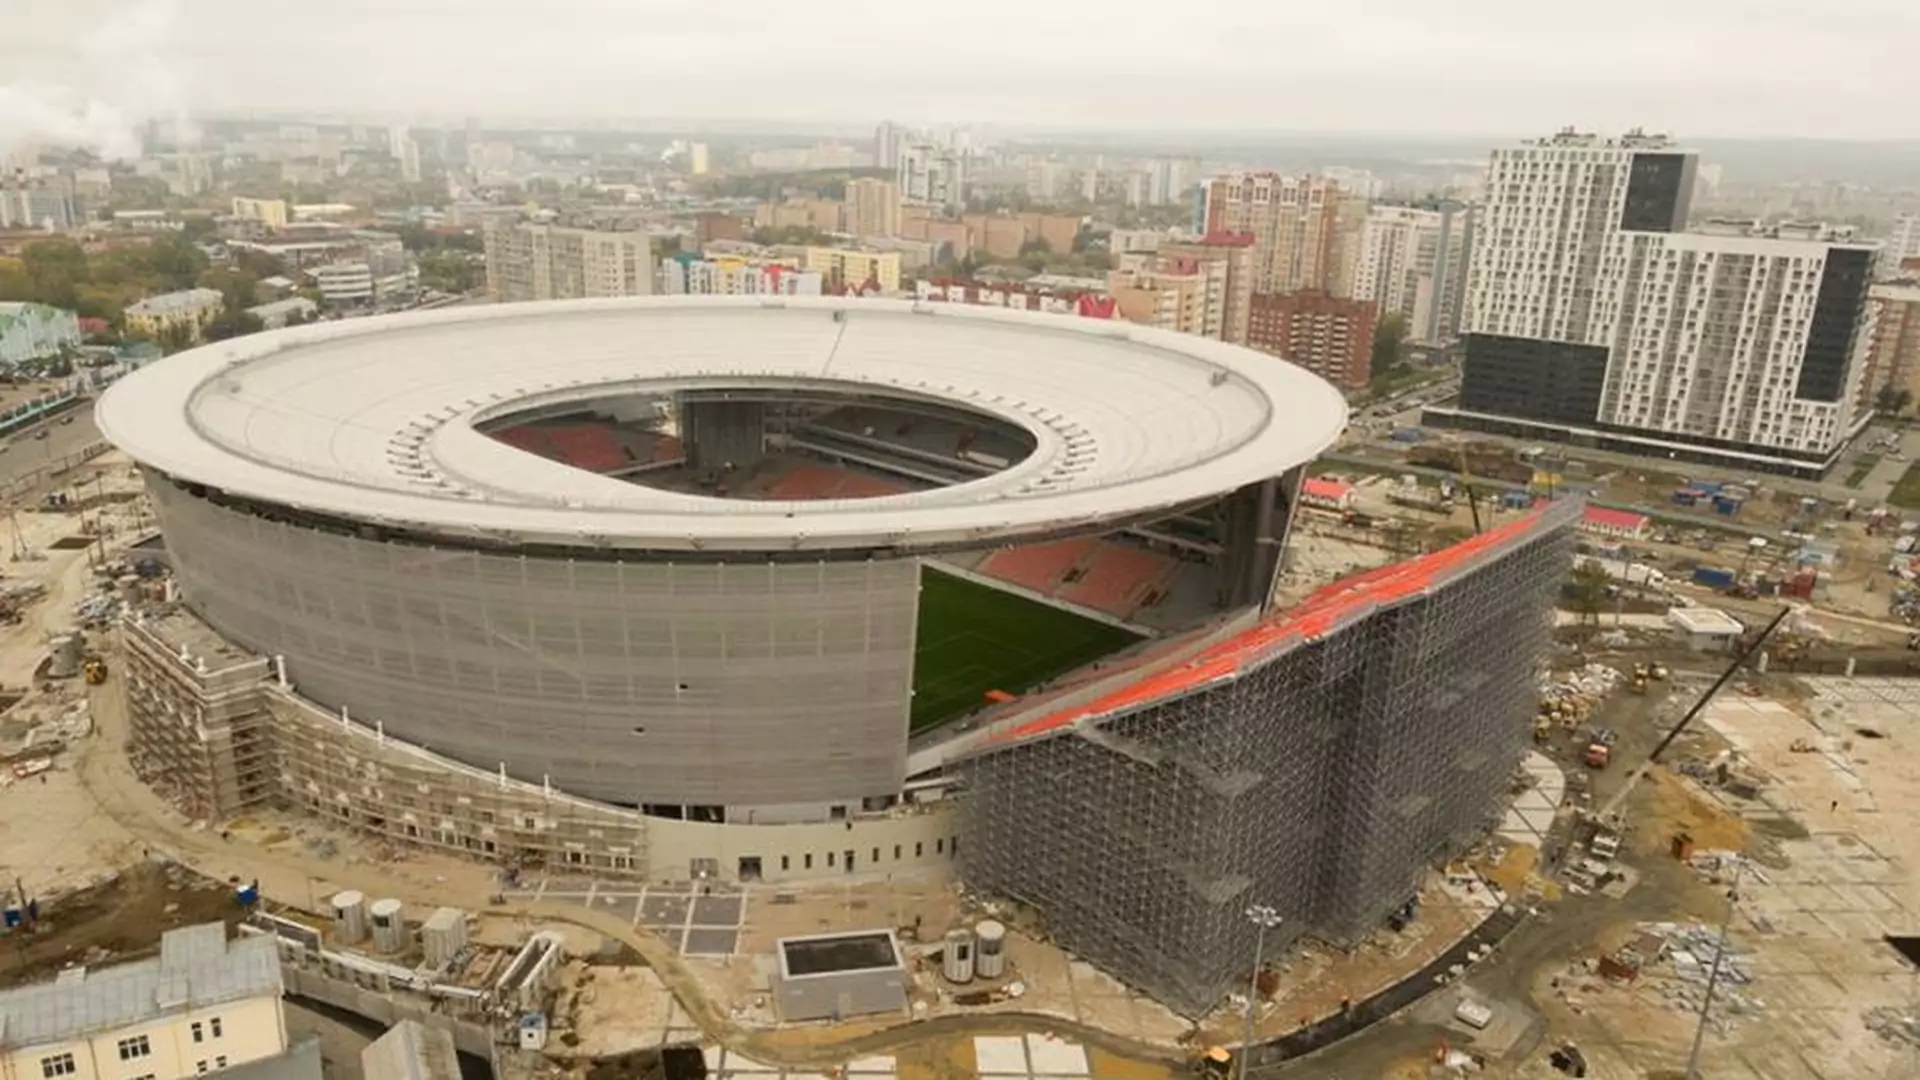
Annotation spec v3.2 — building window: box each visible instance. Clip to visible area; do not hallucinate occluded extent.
[914,842,923,858]
[192,1021,205,1043]
[41,1054,75,1079]
[803,853,812,870]
[780,855,790,871]
[118,1035,153,1061]
[210,1017,223,1038]
[196,1062,209,1076]
[215,1058,228,1070]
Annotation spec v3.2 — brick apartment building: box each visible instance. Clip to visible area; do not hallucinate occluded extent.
[1247,290,1377,391]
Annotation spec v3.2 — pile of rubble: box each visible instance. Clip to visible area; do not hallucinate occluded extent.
[1864,1005,1920,1048]
[1615,922,1766,1029]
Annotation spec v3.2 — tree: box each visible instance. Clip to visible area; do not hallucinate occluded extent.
[1372,313,1408,376]
[203,309,266,343]
[145,234,210,291]
[1875,385,1914,416]
[197,267,258,312]
[1568,559,1613,626]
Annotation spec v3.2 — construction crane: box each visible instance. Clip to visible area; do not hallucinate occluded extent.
[1450,434,1483,535]
[1594,606,1790,822]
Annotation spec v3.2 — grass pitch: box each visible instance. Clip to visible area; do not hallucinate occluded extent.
[910,567,1142,733]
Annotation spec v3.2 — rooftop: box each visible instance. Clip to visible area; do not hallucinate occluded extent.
[124,288,223,317]
[97,296,1346,555]
[1668,606,1745,636]
[0,923,281,1050]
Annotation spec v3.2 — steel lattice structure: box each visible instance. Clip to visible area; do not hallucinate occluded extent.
[956,500,1578,1015]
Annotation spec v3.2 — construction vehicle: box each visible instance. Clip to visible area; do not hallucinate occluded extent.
[82,657,106,685]
[1191,1047,1232,1080]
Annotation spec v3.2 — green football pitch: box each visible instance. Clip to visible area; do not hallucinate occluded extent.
[910,568,1142,733]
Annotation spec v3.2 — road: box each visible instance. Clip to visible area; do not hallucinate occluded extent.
[0,406,107,495]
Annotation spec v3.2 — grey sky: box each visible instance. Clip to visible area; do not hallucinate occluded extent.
[4,0,1918,150]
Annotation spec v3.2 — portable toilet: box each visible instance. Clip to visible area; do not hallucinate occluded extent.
[942,927,975,983]
[369,898,407,954]
[975,919,1007,979]
[331,890,369,945]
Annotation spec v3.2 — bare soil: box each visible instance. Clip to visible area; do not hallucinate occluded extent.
[0,860,243,987]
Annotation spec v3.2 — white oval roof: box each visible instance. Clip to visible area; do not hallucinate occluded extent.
[98,296,1348,553]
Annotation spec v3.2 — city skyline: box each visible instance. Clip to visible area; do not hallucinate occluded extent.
[6,0,1920,165]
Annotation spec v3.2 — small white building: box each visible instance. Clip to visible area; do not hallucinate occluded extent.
[0,922,319,1080]
[1668,606,1744,652]
[0,303,82,364]
[245,298,318,330]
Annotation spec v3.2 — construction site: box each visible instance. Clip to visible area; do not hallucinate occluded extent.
[0,385,1906,1080]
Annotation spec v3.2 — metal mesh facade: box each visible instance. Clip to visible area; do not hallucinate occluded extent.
[148,478,916,810]
[956,503,1577,1015]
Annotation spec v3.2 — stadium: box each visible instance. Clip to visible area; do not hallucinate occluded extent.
[99,295,1574,1014]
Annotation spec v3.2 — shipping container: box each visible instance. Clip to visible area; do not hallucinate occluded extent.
[1692,566,1736,589]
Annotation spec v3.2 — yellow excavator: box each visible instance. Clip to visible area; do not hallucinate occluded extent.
[83,657,107,685]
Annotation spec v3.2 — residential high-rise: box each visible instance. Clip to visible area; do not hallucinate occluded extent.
[874,121,906,170]
[484,221,655,303]
[897,143,966,211]
[1888,214,1920,263]
[844,178,901,239]
[1200,172,1356,295]
[1246,291,1378,391]
[689,142,711,176]
[1436,128,1879,476]
[1351,202,1476,346]
[1864,278,1920,409]
[1158,233,1256,344]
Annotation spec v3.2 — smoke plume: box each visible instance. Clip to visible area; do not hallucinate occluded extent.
[0,0,199,162]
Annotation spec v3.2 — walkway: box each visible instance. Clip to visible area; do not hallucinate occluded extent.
[73,672,1185,1070]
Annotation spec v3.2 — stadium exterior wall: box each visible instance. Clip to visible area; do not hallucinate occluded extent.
[148,477,916,813]
[955,500,1579,1016]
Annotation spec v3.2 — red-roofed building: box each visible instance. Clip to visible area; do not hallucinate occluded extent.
[1300,476,1356,511]
[1580,505,1650,540]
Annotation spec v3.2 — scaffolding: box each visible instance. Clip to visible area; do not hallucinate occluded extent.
[956,500,1579,1016]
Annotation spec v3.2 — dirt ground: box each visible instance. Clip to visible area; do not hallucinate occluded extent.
[0,860,243,987]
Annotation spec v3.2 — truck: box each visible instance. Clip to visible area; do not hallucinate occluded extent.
[1692,565,1736,589]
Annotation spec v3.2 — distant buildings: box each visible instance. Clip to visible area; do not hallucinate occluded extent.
[246,297,319,329]
[1350,202,1476,346]
[694,212,745,248]
[898,143,967,212]
[802,246,901,293]
[0,921,319,1080]
[231,197,290,230]
[1888,214,1920,263]
[1246,290,1378,391]
[1106,234,1255,344]
[483,221,655,303]
[874,121,906,171]
[844,178,901,240]
[0,303,81,363]
[1866,279,1920,408]
[660,253,822,296]
[124,288,225,343]
[689,142,711,176]
[755,198,843,234]
[1201,172,1364,296]
[0,185,77,230]
[1438,129,1879,477]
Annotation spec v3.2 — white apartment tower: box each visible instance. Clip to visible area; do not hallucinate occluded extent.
[1351,202,1476,346]
[1440,129,1879,476]
[897,143,966,212]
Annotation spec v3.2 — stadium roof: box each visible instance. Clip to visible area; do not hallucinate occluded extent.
[97,296,1347,554]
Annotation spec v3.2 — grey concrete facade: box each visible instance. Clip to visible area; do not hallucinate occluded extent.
[148,477,916,812]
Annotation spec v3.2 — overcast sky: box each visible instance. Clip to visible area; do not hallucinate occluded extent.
[4,0,1918,155]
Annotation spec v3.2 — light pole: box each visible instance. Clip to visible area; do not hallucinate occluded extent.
[1684,855,1747,1078]
[1240,904,1282,1080]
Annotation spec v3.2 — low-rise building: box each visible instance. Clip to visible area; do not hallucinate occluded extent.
[659,254,822,296]
[313,262,374,306]
[1579,505,1651,541]
[231,197,290,230]
[0,302,81,363]
[124,288,225,344]
[246,297,318,330]
[1667,606,1744,652]
[803,246,901,293]
[0,922,319,1080]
